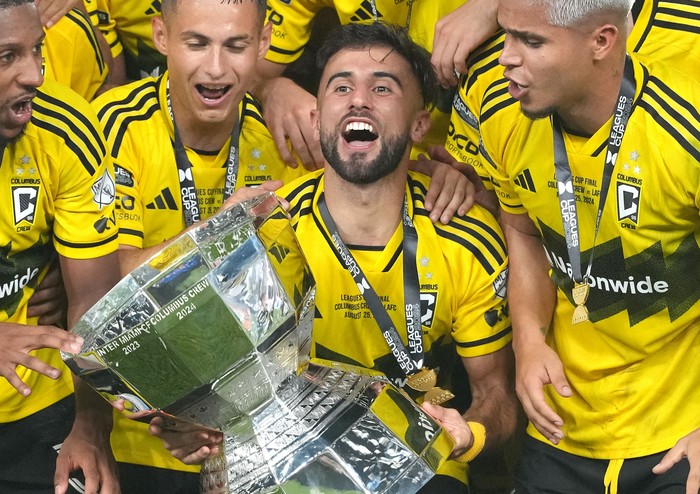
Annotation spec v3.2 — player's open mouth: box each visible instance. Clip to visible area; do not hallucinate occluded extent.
[343,121,378,147]
[9,96,34,126]
[196,84,232,102]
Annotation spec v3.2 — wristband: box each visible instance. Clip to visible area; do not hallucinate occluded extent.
[454,421,486,463]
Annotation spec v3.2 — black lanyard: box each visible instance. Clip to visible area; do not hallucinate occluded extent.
[166,82,240,227]
[553,55,635,286]
[317,193,423,378]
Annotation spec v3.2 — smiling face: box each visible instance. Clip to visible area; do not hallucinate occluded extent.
[497,0,597,120]
[152,0,270,128]
[314,46,430,185]
[0,2,44,142]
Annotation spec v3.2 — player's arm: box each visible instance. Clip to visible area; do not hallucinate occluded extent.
[423,344,517,460]
[500,210,571,445]
[431,0,500,88]
[54,253,122,494]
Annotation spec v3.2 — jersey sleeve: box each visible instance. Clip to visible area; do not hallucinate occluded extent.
[43,8,108,102]
[445,208,512,358]
[265,0,331,64]
[478,80,527,215]
[86,0,123,59]
[35,82,119,259]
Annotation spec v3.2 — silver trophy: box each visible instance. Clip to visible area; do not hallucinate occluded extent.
[63,193,454,493]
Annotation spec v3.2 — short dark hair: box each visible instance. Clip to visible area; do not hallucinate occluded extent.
[161,0,267,24]
[316,22,438,110]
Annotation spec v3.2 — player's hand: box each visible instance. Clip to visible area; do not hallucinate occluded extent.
[27,261,67,326]
[54,415,120,494]
[653,427,700,494]
[0,323,82,396]
[35,0,84,28]
[421,402,474,458]
[149,416,224,465]
[410,146,474,223]
[259,77,324,170]
[431,0,500,88]
[515,339,571,444]
[220,180,288,211]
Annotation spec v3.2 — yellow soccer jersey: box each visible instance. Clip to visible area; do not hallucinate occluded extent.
[92,72,307,250]
[43,8,108,101]
[446,30,505,191]
[480,55,700,459]
[279,169,511,481]
[0,78,118,423]
[86,0,164,79]
[628,0,700,79]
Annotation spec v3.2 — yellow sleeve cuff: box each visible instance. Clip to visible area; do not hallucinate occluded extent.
[454,421,486,463]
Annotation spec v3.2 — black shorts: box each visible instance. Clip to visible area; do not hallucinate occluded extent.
[514,435,690,494]
[0,395,86,494]
[117,462,199,494]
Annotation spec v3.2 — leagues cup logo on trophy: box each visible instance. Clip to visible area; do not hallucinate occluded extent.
[62,193,454,494]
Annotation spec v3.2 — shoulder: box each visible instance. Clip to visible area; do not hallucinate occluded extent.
[91,76,161,126]
[29,79,107,177]
[279,169,324,218]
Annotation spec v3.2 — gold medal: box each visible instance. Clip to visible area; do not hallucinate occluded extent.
[424,387,455,406]
[572,304,589,324]
[572,282,590,306]
[407,368,438,392]
[571,282,590,325]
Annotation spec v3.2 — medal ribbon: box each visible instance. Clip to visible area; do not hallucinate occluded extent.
[166,81,240,227]
[553,55,635,285]
[317,193,423,378]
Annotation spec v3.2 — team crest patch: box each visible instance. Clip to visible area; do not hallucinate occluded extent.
[12,186,39,225]
[92,169,116,210]
[493,267,508,299]
[617,182,640,224]
[420,292,437,328]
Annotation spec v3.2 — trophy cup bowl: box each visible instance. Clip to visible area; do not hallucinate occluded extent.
[62,192,454,493]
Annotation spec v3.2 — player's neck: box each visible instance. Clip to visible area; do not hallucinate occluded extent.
[556,54,627,137]
[323,168,407,247]
[170,95,238,152]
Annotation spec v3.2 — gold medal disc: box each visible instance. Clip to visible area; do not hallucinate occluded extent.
[407,368,438,392]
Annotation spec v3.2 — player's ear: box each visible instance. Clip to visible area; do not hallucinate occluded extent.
[410,110,431,144]
[258,22,272,60]
[591,23,620,62]
[152,15,168,56]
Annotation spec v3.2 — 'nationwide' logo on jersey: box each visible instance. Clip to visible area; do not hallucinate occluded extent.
[12,186,39,225]
[0,239,51,317]
[540,221,700,326]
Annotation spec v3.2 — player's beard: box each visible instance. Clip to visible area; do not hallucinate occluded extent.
[9,126,27,144]
[320,129,410,185]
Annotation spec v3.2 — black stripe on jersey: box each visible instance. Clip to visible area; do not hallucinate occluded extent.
[467,31,505,69]
[654,18,700,34]
[268,45,304,57]
[242,94,267,127]
[284,175,321,218]
[66,9,105,72]
[456,326,512,349]
[383,243,402,272]
[31,97,106,176]
[641,76,700,161]
[98,80,158,131]
[480,81,516,124]
[118,228,144,239]
[630,0,657,51]
[434,228,496,276]
[54,231,118,249]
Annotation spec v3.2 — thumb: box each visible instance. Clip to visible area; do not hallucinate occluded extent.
[652,445,683,475]
[546,361,572,397]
